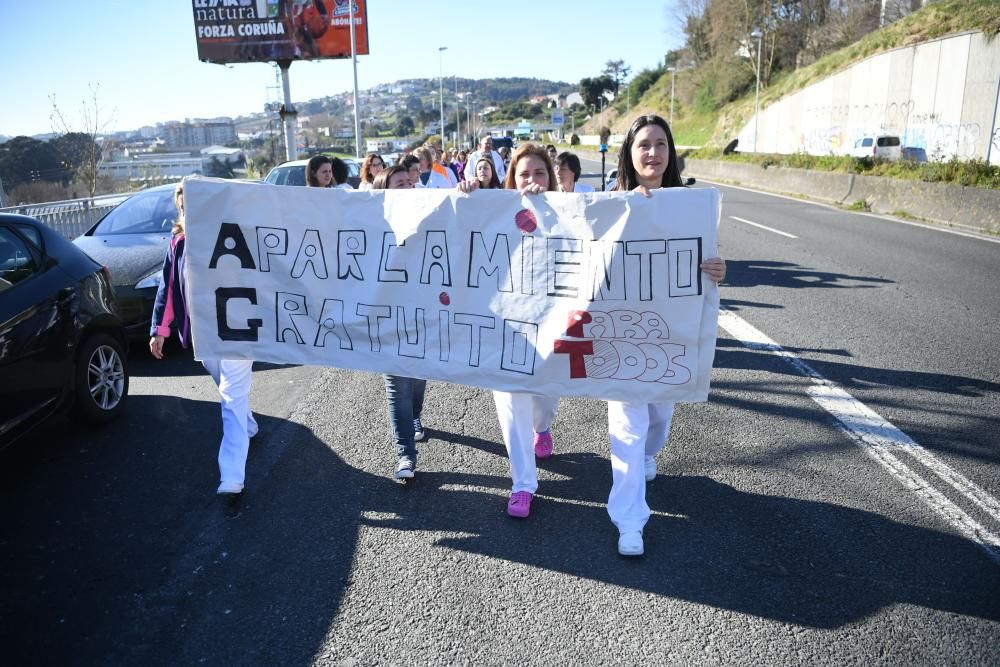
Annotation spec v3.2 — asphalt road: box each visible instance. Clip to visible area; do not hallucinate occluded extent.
[1,168,998,665]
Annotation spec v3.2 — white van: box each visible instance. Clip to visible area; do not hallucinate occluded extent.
[850,135,902,160]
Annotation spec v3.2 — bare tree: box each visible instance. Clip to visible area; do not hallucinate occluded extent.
[49,83,117,198]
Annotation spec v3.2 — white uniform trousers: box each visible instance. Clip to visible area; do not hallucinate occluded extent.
[532,395,560,434]
[492,391,539,494]
[606,401,675,533]
[202,359,257,486]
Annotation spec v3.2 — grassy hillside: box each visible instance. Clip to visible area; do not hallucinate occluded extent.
[600,0,1000,148]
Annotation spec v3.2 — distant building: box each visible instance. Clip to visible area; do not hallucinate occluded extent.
[366,139,409,153]
[98,153,205,182]
[201,145,244,161]
[162,118,236,148]
[139,126,156,139]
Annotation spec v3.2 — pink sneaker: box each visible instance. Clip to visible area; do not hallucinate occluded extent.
[507,491,533,518]
[533,430,553,459]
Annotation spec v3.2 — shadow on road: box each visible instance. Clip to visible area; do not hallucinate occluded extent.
[724,260,894,290]
[713,337,1000,465]
[128,342,299,379]
[715,337,1000,398]
[1,393,997,664]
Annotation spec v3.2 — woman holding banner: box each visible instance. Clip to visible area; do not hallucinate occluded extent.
[608,115,726,556]
[149,183,257,496]
[371,165,430,480]
[459,144,562,518]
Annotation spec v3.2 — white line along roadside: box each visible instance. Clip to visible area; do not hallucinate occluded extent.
[728,215,799,239]
[717,309,1000,564]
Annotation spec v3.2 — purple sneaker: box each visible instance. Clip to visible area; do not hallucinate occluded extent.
[533,430,553,459]
[507,491,533,518]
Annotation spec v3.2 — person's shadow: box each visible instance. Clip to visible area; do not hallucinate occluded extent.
[723,260,894,291]
[1,396,997,665]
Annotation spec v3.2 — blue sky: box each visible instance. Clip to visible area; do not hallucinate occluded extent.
[2,1,682,137]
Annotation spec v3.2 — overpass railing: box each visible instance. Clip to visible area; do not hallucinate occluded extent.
[0,193,131,240]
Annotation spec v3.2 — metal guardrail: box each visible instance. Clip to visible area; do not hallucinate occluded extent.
[0,193,132,240]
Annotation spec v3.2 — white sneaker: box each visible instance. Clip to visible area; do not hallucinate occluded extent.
[217,481,244,495]
[618,530,644,556]
[395,457,416,479]
[644,456,656,482]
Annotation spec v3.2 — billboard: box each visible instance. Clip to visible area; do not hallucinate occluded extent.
[192,0,369,64]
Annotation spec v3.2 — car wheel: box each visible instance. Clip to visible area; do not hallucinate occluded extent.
[75,333,129,424]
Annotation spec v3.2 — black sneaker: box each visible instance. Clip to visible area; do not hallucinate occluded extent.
[395,457,416,479]
[413,418,427,442]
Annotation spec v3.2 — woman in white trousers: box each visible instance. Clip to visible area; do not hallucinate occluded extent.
[608,115,726,556]
[149,183,257,496]
[460,144,562,518]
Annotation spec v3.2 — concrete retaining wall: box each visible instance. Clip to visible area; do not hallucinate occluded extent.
[686,158,1000,234]
[738,30,1000,164]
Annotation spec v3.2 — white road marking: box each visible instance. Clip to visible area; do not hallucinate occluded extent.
[701,178,1000,244]
[717,308,1000,563]
[728,215,799,238]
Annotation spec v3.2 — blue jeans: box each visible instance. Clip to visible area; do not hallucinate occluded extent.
[382,375,426,461]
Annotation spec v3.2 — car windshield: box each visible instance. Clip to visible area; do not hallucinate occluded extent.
[93,189,177,236]
[266,165,306,186]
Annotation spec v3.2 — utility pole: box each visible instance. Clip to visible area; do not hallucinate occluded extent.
[276,59,296,161]
[751,28,763,153]
[668,67,676,126]
[348,0,362,158]
[438,47,447,148]
[454,76,460,148]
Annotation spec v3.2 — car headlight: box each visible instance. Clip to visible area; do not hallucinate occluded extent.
[135,270,162,290]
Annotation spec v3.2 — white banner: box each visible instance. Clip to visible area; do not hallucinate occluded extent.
[183,178,721,403]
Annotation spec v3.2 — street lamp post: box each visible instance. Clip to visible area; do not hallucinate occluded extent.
[668,66,676,126]
[438,47,447,148]
[751,28,763,153]
[454,76,461,148]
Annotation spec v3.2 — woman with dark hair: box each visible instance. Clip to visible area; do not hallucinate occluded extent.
[555,151,594,193]
[473,155,502,189]
[330,157,352,190]
[359,153,385,190]
[398,154,422,188]
[608,114,725,557]
[370,164,429,479]
[305,154,333,188]
[612,115,684,191]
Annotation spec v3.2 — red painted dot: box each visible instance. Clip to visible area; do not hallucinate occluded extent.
[515,208,537,234]
[439,292,451,306]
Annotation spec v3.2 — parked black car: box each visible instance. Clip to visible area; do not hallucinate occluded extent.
[73,184,176,336]
[0,213,129,447]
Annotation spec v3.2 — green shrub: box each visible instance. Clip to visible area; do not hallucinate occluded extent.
[570,133,580,146]
[704,151,1000,189]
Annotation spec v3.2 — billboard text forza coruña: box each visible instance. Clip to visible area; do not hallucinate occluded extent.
[193,0,369,64]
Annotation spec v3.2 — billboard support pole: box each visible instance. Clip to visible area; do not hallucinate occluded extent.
[277,59,297,162]
[349,2,362,158]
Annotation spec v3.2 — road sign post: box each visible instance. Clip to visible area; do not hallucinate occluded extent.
[599,126,611,191]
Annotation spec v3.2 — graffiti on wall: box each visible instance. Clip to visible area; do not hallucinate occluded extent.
[786,95,989,160]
